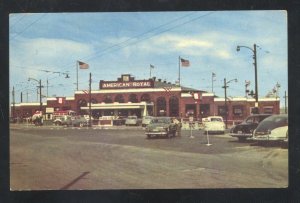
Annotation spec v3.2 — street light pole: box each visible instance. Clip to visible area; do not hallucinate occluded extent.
[237,44,259,110]
[222,78,237,129]
[28,78,43,112]
[223,78,228,129]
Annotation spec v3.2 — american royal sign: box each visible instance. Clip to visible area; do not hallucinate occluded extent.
[100,80,154,89]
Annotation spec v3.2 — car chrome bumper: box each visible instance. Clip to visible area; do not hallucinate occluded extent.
[145,131,167,135]
[230,133,252,138]
[252,136,286,141]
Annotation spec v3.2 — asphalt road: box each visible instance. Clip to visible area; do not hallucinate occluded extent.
[10,125,288,190]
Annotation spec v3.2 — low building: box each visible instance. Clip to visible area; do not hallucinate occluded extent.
[10,74,280,124]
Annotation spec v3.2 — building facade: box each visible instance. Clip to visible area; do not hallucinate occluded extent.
[11,74,280,123]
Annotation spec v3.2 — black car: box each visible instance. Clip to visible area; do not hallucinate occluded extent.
[230,114,272,141]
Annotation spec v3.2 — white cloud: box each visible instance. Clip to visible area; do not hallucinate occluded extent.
[10,37,94,74]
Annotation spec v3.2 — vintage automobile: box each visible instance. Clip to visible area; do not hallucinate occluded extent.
[141,116,153,127]
[145,117,177,138]
[53,115,73,126]
[230,114,271,141]
[125,116,140,126]
[72,115,89,127]
[202,116,225,134]
[252,114,288,142]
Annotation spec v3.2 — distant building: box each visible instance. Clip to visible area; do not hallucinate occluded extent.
[11,74,280,123]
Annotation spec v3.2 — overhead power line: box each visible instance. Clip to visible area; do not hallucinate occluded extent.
[10,13,47,41]
[61,12,214,72]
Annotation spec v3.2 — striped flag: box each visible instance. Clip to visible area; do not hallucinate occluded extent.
[180,58,190,67]
[78,61,89,69]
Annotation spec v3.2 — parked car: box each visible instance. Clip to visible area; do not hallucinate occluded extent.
[252,114,288,142]
[53,115,72,126]
[125,116,140,126]
[145,117,177,138]
[72,115,89,127]
[142,116,153,127]
[230,114,271,141]
[202,116,225,134]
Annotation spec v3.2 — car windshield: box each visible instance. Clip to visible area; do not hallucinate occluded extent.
[245,115,270,124]
[151,118,170,124]
[210,117,222,122]
[255,115,288,132]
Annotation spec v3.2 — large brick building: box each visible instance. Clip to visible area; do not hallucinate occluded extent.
[11,74,280,123]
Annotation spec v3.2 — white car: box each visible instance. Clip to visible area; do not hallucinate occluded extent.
[125,116,140,126]
[253,114,288,142]
[142,116,153,127]
[202,116,225,134]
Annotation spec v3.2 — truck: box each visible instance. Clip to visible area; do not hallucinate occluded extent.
[52,110,76,126]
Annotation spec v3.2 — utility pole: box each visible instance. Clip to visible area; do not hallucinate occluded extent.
[12,86,15,119]
[223,78,228,129]
[284,91,288,114]
[20,92,23,103]
[222,78,237,129]
[39,79,42,111]
[47,79,49,97]
[253,44,258,105]
[89,72,92,127]
[237,43,259,112]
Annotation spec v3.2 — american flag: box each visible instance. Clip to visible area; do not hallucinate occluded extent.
[78,61,89,69]
[180,58,190,67]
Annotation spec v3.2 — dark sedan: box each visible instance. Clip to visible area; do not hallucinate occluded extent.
[145,117,177,139]
[230,114,271,141]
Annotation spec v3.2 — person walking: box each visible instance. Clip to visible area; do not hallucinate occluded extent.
[172,117,182,137]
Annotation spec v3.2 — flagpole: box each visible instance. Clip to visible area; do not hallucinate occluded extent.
[76,61,78,91]
[212,73,213,93]
[178,56,181,86]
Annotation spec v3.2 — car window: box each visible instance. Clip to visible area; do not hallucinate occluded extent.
[211,117,222,122]
[245,117,254,123]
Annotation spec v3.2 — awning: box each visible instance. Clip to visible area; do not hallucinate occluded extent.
[80,102,153,110]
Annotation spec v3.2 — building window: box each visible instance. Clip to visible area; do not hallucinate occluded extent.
[141,94,151,103]
[156,97,166,116]
[218,106,226,116]
[233,105,243,116]
[185,104,196,117]
[200,104,210,117]
[91,98,98,104]
[129,94,138,103]
[169,96,179,117]
[103,95,113,103]
[115,94,125,103]
[263,106,274,114]
[77,99,87,114]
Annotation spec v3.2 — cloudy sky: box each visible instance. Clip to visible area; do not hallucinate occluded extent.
[9,11,287,105]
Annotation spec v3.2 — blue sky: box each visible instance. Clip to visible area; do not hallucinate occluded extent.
[9,11,287,105]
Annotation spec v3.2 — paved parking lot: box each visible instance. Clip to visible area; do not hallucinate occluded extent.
[10,124,288,190]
